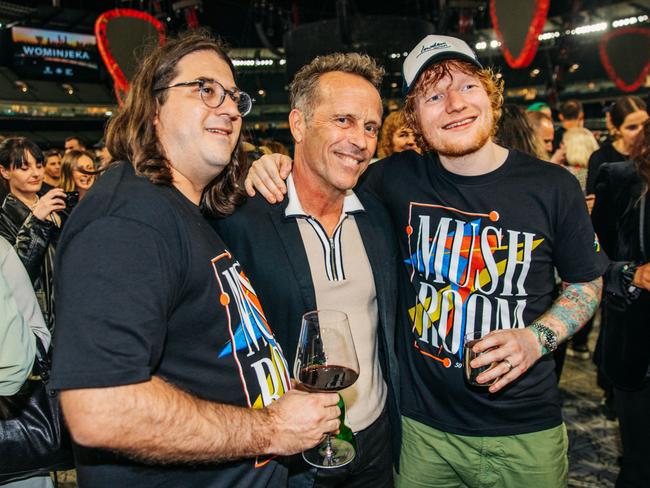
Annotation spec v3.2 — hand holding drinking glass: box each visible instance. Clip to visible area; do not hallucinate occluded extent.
[294,310,359,468]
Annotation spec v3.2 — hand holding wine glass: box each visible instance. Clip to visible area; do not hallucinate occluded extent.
[294,310,359,468]
[264,388,340,456]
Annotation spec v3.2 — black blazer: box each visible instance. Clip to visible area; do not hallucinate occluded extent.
[592,161,650,389]
[212,191,401,462]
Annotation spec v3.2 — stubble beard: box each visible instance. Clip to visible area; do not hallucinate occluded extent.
[428,119,493,158]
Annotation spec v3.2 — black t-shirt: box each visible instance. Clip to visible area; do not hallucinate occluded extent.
[360,149,606,436]
[586,142,626,195]
[50,162,290,487]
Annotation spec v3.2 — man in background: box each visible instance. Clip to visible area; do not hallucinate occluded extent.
[42,149,62,190]
[64,135,85,153]
[527,110,566,164]
[554,99,584,150]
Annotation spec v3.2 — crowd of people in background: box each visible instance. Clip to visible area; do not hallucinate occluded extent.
[0,29,649,488]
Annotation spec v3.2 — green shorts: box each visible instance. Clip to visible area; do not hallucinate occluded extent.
[397,416,568,488]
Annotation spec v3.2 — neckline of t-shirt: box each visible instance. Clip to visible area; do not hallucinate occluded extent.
[607,144,626,161]
[169,184,203,216]
[427,149,514,186]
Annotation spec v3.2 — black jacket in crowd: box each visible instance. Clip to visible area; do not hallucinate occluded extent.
[592,161,650,389]
[0,193,59,330]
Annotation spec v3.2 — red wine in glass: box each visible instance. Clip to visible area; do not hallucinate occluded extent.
[299,365,359,392]
[294,310,359,468]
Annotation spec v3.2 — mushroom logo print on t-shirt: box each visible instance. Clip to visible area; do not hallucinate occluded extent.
[405,202,543,368]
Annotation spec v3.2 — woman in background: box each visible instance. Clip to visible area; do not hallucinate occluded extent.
[59,149,96,200]
[592,119,650,488]
[376,110,420,159]
[0,236,53,488]
[587,96,648,195]
[0,137,65,331]
[563,127,600,194]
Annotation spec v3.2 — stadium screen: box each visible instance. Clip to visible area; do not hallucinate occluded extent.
[11,26,100,80]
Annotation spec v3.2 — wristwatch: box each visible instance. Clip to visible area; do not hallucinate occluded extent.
[529,321,558,355]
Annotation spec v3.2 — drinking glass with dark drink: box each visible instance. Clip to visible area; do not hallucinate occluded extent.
[294,310,359,468]
[463,330,498,387]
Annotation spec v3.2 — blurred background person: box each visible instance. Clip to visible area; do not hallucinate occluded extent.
[526,110,566,164]
[63,135,85,154]
[259,139,290,156]
[0,137,66,331]
[591,119,650,488]
[586,95,648,421]
[93,139,112,168]
[0,235,50,355]
[563,127,600,196]
[59,150,96,201]
[496,104,546,159]
[41,149,62,192]
[587,96,648,195]
[0,235,53,488]
[526,101,553,119]
[554,99,585,150]
[376,109,419,159]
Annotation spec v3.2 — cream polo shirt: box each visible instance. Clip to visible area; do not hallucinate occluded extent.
[285,174,387,432]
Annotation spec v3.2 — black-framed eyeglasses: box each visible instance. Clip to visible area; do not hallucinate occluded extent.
[154,78,254,117]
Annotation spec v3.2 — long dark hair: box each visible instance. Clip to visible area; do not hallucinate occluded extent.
[496,104,545,159]
[632,119,650,191]
[105,29,247,218]
[611,96,647,129]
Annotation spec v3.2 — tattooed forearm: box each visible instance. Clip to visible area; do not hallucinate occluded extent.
[534,277,602,343]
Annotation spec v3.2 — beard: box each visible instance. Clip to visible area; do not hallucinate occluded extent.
[427,119,493,158]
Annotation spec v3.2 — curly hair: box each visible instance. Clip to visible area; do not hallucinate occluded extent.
[403,59,504,152]
[562,128,599,168]
[105,29,247,218]
[377,110,408,159]
[289,52,385,120]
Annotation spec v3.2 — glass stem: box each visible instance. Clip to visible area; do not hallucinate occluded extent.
[325,434,334,461]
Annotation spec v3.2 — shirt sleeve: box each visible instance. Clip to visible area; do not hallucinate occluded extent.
[0,238,50,349]
[0,248,36,396]
[50,217,178,391]
[553,173,608,283]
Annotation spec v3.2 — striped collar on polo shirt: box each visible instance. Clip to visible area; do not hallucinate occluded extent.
[284,173,365,281]
[284,173,365,218]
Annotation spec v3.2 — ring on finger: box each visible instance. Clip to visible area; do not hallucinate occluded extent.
[502,358,514,372]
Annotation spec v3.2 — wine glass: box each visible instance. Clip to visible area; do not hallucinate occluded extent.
[294,310,359,468]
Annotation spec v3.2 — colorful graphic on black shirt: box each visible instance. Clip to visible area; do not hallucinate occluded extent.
[211,251,291,468]
[405,202,543,367]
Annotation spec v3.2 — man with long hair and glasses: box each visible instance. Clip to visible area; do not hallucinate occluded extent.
[50,30,340,488]
[246,34,606,487]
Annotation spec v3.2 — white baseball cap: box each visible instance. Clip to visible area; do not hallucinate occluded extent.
[402,35,482,94]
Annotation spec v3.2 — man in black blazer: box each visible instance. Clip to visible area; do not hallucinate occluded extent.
[213,53,400,488]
